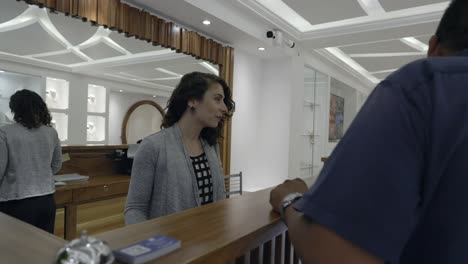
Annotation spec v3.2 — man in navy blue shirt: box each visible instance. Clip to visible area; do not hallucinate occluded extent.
[270,0,468,263]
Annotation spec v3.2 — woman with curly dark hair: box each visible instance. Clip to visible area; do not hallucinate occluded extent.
[125,72,235,224]
[0,89,62,233]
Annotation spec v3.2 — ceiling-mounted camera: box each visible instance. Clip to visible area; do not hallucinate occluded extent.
[266,30,295,49]
[266,30,276,39]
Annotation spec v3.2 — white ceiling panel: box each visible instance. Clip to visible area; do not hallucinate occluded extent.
[354,55,425,72]
[109,32,165,54]
[148,79,181,87]
[379,0,448,12]
[304,21,439,49]
[81,43,125,60]
[373,72,394,80]
[416,35,432,45]
[0,1,29,24]
[0,23,64,55]
[39,52,86,64]
[103,67,172,80]
[283,0,367,25]
[340,39,420,54]
[48,13,98,46]
[164,63,214,75]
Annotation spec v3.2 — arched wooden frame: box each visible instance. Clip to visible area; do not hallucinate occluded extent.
[121,100,165,144]
[18,0,234,175]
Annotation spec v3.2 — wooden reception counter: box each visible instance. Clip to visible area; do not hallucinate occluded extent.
[1,187,297,264]
[0,212,66,264]
[96,188,296,264]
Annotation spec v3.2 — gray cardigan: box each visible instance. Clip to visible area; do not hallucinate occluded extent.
[124,125,225,224]
[0,123,62,201]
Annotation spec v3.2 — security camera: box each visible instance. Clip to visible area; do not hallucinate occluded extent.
[266,30,276,39]
[267,30,296,49]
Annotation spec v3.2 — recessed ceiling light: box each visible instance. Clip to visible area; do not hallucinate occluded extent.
[202,20,211,25]
[153,95,157,98]
[119,90,123,92]
[0,71,4,73]
[258,47,266,51]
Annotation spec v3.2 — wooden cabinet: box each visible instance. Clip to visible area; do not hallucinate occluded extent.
[54,176,130,240]
[54,190,72,205]
[73,182,129,203]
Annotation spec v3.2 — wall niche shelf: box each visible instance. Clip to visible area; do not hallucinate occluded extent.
[87,84,106,114]
[46,78,69,110]
[46,77,70,143]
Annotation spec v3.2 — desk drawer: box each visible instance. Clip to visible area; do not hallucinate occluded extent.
[73,182,129,203]
[55,190,72,206]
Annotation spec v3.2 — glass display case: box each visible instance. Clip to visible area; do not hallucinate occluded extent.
[300,67,329,178]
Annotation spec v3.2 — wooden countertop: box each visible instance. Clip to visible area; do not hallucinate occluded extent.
[55,174,130,191]
[96,188,285,264]
[0,213,66,263]
[62,145,129,152]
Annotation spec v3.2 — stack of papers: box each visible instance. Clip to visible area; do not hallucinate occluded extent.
[53,173,89,183]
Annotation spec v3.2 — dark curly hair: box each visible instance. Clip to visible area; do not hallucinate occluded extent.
[161,72,235,146]
[9,89,52,129]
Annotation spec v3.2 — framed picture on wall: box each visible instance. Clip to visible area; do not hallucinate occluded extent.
[329,93,344,141]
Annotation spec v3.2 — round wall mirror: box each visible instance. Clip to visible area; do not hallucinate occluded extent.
[121,100,165,144]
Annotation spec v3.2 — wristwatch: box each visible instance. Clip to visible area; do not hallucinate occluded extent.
[279,192,303,219]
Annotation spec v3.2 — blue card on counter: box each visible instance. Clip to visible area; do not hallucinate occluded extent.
[113,235,181,264]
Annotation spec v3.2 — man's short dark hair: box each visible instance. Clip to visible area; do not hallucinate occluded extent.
[435,0,468,52]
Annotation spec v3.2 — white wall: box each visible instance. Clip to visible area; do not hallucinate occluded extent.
[255,58,292,190]
[231,50,293,191]
[108,92,168,145]
[230,50,263,191]
[231,47,371,191]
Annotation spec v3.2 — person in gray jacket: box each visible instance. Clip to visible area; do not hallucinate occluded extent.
[125,72,235,224]
[0,89,62,233]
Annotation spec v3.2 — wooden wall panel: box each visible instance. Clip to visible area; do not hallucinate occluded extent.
[171,24,182,52]
[181,28,189,54]
[55,0,70,14]
[159,21,169,48]
[164,22,173,48]
[97,0,110,26]
[70,0,79,17]
[28,0,56,8]
[107,0,120,29]
[142,12,152,42]
[118,3,130,33]
[78,0,97,23]
[200,36,207,59]
[126,6,139,37]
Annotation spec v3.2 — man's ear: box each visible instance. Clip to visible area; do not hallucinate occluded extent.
[428,35,441,57]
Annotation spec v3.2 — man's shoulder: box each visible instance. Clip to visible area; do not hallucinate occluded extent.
[386,56,468,89]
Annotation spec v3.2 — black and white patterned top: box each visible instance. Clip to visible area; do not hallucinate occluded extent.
[190,153,214,205]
